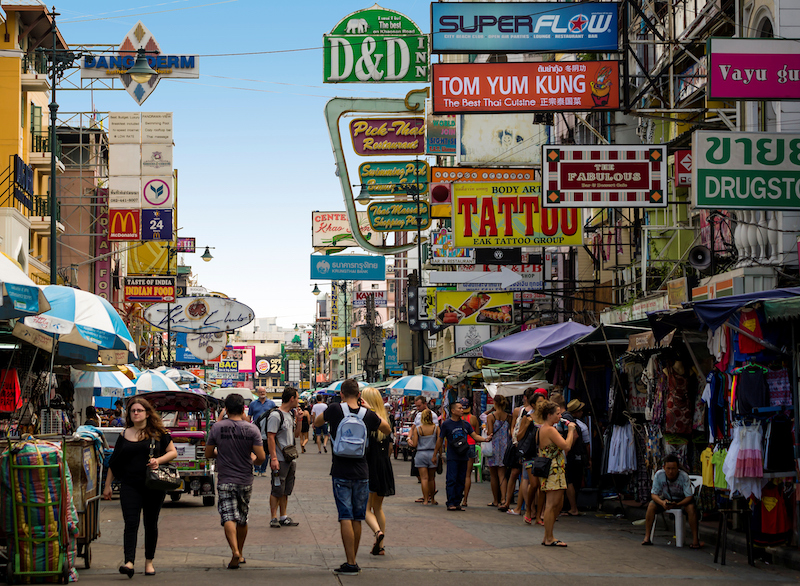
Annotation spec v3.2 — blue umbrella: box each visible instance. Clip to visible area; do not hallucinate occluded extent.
[325,380,368,392]
[387,375,444,397]
[71,368,136,399]
[0,253,49,319]
[135,369,184,393]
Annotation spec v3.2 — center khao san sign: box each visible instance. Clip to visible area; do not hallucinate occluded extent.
[359,161,429,195]
[324,6,429,83]
[368,201,431,231]
[350,118,424,156]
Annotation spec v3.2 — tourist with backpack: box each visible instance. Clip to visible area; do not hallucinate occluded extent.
[315,379,391,575]
[432,400,491,511]
[266,387,302,528]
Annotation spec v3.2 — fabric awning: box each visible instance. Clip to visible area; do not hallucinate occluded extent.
[570,324,650,346]
[689,287,800,330]
[484,380,552,397]
[482,321,594,362]
[764,297,800,322]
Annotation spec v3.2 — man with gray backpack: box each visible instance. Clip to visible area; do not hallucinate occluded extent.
[315,379,390,575]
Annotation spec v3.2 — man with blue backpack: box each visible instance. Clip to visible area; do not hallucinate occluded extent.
[315,379,390,576]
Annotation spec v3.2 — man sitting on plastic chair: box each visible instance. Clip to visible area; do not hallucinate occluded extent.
[642,454,703,549]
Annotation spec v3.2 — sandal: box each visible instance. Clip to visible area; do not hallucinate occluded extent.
[535,519,545,526]
[524,516,533,525]
[415,498,425,503]
[542,540,568,547]
[371,531,385,556]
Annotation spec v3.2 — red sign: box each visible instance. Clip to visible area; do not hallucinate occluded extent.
[350,118,424,156]
[108,209,141,240]
[0,369,21,413]
[432,61,619,114]
[674,149,692,187]
[94,188,112,300]
[559,161,651,190]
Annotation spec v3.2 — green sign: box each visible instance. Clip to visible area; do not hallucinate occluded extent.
[694,130,800,209]
[358,161,428,195]
[323,6,429,83]
[368,201,431,232]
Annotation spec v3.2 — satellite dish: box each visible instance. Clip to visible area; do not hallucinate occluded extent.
[688,245,712,270]
[186,332,227,360]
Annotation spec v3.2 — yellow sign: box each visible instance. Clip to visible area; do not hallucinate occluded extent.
[452,183,582,248]
[435,291,514,326]
[331,336,350,348]
[128,240,178,275]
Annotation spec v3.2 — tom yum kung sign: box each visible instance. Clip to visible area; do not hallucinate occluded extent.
[350,118,424,156]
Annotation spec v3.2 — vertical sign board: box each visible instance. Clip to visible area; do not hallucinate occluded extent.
[693,131,800,210]
[93,188,112,300]
[674,149,692,187]
[425,109,457,155]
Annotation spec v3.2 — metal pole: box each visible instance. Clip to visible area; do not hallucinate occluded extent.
[48,8,59,284]
[414,159,424,373]
[343,281,348,380]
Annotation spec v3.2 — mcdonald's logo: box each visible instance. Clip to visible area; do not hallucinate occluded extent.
[108,209,141,241]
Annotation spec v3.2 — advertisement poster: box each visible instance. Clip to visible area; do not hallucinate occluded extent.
[458,114,547,166]
[708,38,800,100]
[350,118,424,156]
[452,183,582,247]
[436,291,514,325]
[124,276,176,303]
[425,110,457,155]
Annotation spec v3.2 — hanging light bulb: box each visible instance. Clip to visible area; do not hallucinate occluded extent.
[126,48,158,84]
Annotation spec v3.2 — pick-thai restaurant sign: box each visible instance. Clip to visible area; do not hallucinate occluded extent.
[542,145,667,208]
[323,6,429,83]
[708,38,800,100]
[432,62,619,114]
[124,276,176,302]
[359,161,428,195]
[693,131,800,210]
[431,2,619,54]
[311,211,378,249]
[143,297,255,333]
[350,118,424,156]
[368,201,431,232]
[452,182,582,247]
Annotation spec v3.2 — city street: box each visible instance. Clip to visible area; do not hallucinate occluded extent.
[77,449,799,585]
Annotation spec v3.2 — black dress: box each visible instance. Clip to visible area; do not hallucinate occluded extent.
[366,430,395,497]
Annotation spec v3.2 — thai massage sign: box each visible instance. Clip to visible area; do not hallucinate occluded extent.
[367,201,431,231]
[693,131,800,210]
[708,38,800,100]
[323,6,429,83]
[452,182,582,247]
[350,118,424,156]
[432,62,619,114]
[359,161,428,194]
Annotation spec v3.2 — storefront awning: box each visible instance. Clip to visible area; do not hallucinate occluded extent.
[764,297,800,322]
[482,321,594,362]
[570,324,650,346]
[689,287,800,330]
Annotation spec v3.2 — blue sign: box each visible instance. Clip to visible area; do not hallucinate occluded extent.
[175,333,203,364]
[141,209,173,241]
[310,255,386,281]
[5,283,39,313]
[431,2,619,53]
[384,336,401,376]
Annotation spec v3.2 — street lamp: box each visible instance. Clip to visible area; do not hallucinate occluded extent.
[311,284,321,296]
[201,246,214,262]
[126,48,158,83]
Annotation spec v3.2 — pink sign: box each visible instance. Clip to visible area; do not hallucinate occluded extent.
[93,188,113,301]
[709,38,800,100]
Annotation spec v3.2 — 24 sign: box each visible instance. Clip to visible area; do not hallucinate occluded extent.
[141,209,173,241]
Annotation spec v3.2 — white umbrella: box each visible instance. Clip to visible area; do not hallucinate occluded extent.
[325,380,368,392]
[71,367,137,398]
[0,253,50,319]
[135,369,183,393]
[387,375,444,397]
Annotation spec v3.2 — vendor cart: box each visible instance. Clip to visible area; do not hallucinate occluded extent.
[64,437,103,569]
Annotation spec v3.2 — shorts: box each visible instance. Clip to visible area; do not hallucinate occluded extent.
[467,445,477,460]
[414,449,435,469]
[566,459,584,487]
[217,483,253,527]
[271,461,297,498]
[314,424,329,437]
[332,477,370,521]
[651,498,694,513]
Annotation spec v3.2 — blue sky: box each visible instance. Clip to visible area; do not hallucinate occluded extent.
[55,0,431,327]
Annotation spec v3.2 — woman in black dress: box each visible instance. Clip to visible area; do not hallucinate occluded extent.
[300,401,311,452]
[362,387,395,556]
[103,397,177,577]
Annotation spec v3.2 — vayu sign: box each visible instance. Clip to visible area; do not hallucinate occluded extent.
[429,266,523,289]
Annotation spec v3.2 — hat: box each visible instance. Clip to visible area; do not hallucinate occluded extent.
[534,388,548,396]
[567,399,586,413]
[458,398,471,408]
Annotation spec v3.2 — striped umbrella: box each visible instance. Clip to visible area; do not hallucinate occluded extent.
[71,368,137,398]
[0,253,50,319]
[135,369,183,393]
[387,375,444,397]
[325,380,368,392]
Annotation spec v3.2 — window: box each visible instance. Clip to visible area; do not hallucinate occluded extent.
[31,104,41,134]
[389,282,395,292]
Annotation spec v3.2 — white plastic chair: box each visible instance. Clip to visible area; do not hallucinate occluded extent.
[650,474,703,547]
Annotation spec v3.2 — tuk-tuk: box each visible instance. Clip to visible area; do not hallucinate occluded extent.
[130,389,216,506]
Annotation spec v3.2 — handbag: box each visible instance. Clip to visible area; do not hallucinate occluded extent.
[531,429,552,479]
[145,438,182,491]
[282,444,298,462]
[502,440,520,468]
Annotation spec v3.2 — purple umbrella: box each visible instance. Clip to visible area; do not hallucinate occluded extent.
[482,322,595,362]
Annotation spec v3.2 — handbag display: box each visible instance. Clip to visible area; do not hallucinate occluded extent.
[145,438,182,491]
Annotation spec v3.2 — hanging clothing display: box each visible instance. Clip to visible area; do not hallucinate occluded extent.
[712,448,728,490]
[738,308,765,354]
[664,361,692,434]
[763,417,795,474]
[606,423,636,475]
[723,423,763,500]
[734,368,769,415]
[700,447,714,487]
[766,368,791,407]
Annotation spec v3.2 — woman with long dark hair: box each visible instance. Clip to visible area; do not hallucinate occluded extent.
[103,397,177,577]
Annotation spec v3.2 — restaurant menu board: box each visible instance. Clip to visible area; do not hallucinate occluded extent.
[435,291,514,326]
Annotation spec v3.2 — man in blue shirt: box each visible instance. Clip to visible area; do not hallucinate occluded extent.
[643,454,701,548]
[248,387,276,476]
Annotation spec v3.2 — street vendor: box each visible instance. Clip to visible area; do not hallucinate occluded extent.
[642,454,702,549]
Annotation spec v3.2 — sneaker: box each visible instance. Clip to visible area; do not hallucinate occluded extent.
[270,518,281,528]
[333,563,360,575]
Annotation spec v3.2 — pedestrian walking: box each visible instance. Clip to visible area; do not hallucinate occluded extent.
[315,379,390,575]
[461,399,480,508]
[103,397,178,577]
[408,409,438,505]
[248,387,276,476]
[204,394,266,569]
[499,387,536,515]
[361,387,395,556]
[485,395,511,509]
[311,394,330,453]
[433,400,490,511]
[300,401,311,452]
[267,387,302,528]
[410,395,438,502]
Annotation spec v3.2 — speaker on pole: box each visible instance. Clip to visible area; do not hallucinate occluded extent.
[688,245,712,270]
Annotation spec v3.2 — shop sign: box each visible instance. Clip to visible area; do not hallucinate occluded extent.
[12,322,54,352]
[218,359,239,373]
[675,149,692,187]
[458,114,547,166]
[13,155,33,210]
[350,118,424,156]
[457,264,543,292]
[455,325,492,358]
[223,346,256,373]
[431,2,619,54]
[425,112,457,155]
[358,161,428,195]
[143,297,255,333]
[353,290,387,307]
[108,209,141,240]
[430,229,475,265]
[175,332,203,364]
[141,209,173,241]
[542,145,667,208]
[311,211,377,250]
[124,276,176,302]
[0,369,21,412]
[141,145,173,176]
[693,131,800,210]
[667,277,689,307]
[186,332,227,360]
[599,294,668,325]
[432,166,536,184]
[93,188,112,300]
[432,62,619,114]
[435,291,514,325]
[708,38,800,100]
[256,359,269,374]
[407,287,448,333]
[310,255,386,280]
[452,183,582,247]
[323,6,428,83]
[331,336,350,349]
[141,176,173,208]
[176,237,196,253]
[384,335,400,375]
[367,201,431,232]
[108,176,141,208]
[80,21,199,105]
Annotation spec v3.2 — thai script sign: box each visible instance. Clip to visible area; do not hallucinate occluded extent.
[425,111,457,154]
[367,201,431,232]
[143,297,255,333]
[358,161,428,195]
[432,62,619,114]
[435,292,514,326]
[310,255,386,280]
[452,182,582,247]
[542,145,667,208]
[708,38,800,100]
[323,6,428,83]
[431,2,619,54]
[693,131,800,210]
[350,118,424,156]
[311,211,378,249]
[124,276,176,302]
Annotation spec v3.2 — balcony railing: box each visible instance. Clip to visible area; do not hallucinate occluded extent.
[22,50,48,75]
[33,195,60,220]
[31,131,61,159]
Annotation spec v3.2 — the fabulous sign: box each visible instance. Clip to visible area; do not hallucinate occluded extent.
[358,161,429,195]
[323,6,429,83]
[350,118,424,156]
[693,131,800,210]
[708,38,800,101]
[80,22,199,105]
[367,201,431,232]
[143,297,255,333]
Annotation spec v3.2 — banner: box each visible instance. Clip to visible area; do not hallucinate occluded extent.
[310,255,385,280]
[436,291,514,325]
[708,38,800,100]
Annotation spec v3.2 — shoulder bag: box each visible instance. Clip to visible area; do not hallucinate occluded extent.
[145,437,182,491]
[531,428,552,479]
[275,411,299,462]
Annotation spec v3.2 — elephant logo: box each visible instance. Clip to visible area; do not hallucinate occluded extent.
[346,18,369,34]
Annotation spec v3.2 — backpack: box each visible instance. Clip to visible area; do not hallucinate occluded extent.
[254,407,279,438]
[332,404,369,458]
[516,418,538,461]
